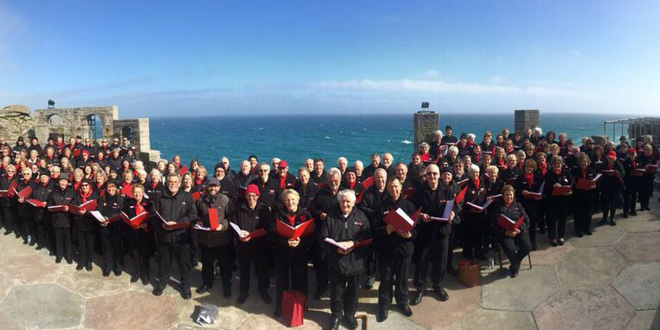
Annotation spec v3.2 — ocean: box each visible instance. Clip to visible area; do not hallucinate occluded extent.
[149,113,629,172]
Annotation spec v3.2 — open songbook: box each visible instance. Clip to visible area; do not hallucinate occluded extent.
[155,211,190,230]
[275,219,314,239]
[496,213,525,231]
[324,237,373,251]
[120,211,150,230]
[576,173,602,190]
[89,210,121,223]
[226,222,267,238]
[523,181,545,200]
[429,199,454,222]
[67,200,98,214]
[383,208,422,232]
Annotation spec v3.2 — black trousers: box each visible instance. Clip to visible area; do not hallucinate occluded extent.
[600,189,619,220]
[521,201,540,246]
[414,236,448,291]
[237,247,269,295]
[200,244,232,290]
[329,269,360,319]
[378,254,411,308]
[20,215,32,242]
[639,177,653,209]
[1,207,16,234]
[446,223,460,270]
[127,230,153,279]
[100,226,124,273]
[156,241,192,291]
[34,219,49,247]
[54,227,73,260]
[573,199,594,234]
[623,186,638,215]
[365,246,377,278]
[275,248,308,307]
[76,230,96,265]
[547,198,569,240]
[310,242,329,292]
[189,228,199,264]
[499,232,531,272]
[461,216,485,259]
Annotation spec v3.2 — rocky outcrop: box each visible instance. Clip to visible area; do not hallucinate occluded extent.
[0,104,33,142]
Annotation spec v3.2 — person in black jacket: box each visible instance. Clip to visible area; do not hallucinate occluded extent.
[269,189,313,318]
[358,168,388,290]
[320,189,371,330]
[248,163,281,211]
[460,165,489,260]
[97,181,125,277]
[122,184,153,284]
[30,173,53,250]
[375,178,416,322]
[410,164,458,305]
[194,178,234,297]
[494,185,532,278]
[514,159,544,250]
[71,179,100,271]
[571,154,598,236]
[15,167,35,245]
[622,148,640,218]
[638,144,658,211]
[544,156,574,246]
[294,167,318,211]
[232,184,271,305]
[597,151,625,226]
[152,173,199,299]
[1,165,19,237]
[48,175,75,263]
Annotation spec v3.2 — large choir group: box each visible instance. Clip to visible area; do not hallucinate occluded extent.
[0,125,658,329]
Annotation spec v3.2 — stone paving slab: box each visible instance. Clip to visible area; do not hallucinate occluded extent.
[83,291,179,330]
[481,265,559,311]
[0,254,61,284]
[614,232,660,262]
[626,310,660,330]
[55,264,130,298]
[408,276,481,329]
[443,309,537,330]
[533,285,636,330]
[528,241,575,266]
[612,262,660,310]
[556,247,626,288]
[0,311,24,330]
[568,226,625,248]
[618,212,660,232]
[0,283,86,329]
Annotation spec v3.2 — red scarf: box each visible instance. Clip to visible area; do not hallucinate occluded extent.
[498,158,506,166]
[279,175,287,190]
[581,168,587,179]
[472,178,480,188]
[554,167,562,175]
[505,200,514,208]
[151,181,158,189]
[539,162,548,175]
[195,178,203,186]
[285,213,296,226]
[349,181,356,190]
[524,172,534,187]
[135,200,145,214]
[80,189,93,203]
[420,153,430,161]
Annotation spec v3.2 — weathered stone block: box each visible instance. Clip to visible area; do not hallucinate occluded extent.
[413,111,439,151]
[514,109,539,134]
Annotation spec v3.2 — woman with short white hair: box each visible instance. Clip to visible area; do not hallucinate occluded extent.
[460,164,489,260]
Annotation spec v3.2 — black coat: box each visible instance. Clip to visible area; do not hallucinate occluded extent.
[358,185,389,227]
[0,176,17,208]
[16,179,35,218]
[294,182,319,211]
[231,201,270,253]
[152,189,198,243]
[248,177,281,210]
[410,182,460,242]
[374,196,417,258]
[71,191,100,232]
[492,201,530,237]
[48,187,75,228]
[312,186,339,221]
[31,182,54,222]
[599,161,625,193]
[195,192,232,248]
[97,193,125,235]
[320,207,371,275]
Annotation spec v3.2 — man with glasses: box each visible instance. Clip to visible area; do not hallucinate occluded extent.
[410,164,457,305]
[248,163,281,211]
[152,173,198,299]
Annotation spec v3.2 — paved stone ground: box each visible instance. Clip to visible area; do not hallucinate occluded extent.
[1,197,660,329]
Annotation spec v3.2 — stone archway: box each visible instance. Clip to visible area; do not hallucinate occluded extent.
[47,114,66,140]
[85,114,104,141]
[122,126,134,143]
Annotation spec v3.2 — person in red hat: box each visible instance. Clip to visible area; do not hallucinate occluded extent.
[275,160,296,190]
[597,150,625,226]
[231,184,272,305]
[622,148,641,218]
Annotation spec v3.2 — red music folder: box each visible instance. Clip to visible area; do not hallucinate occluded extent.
[47,205,67,212]
[631,168,646,176]
[576,173,602,190]
[208,208,219,230]
[401,188,415,200]
[497,213,525,231]
[0,181,18,198]
[89,210,121,223]
[15,186,32,199]
[25,199,47,208]
[67,200,98,214]
[227,222,267,238]
[361,176,374,190]
[455,187,467,204]
[324,237,373,250]
[156,211,190,230]
[121,184,134,198]
[645,164,658,174]
[356,190,365,204]
[192,191,201,202]
[552,185,572,196]
[121,211,150,230]
[601,169,624,183]
[275,219,314,239]
[178,166,188,176]
[383,207,421,232]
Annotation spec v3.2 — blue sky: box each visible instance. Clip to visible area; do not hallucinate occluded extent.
[1,0,659,117]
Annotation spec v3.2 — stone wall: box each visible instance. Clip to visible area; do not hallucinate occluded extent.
[515,109,540,134]
[413,111,439,150]
[0,105,34,142]
[113,118,160,167]
[33,106,118,143]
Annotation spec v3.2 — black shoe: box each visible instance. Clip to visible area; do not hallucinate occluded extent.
[223,289,232,299]
[260,291,272,304]
[558,238,565,246]
[3,231,11,236]
[35,245,44,250]
[130,275,139,283]
[28,241,35,246]
[510,267,520,278]
[410,290,424,306]
[113,270,122,277]
[141,276,150,286]
[273,306,282,318]
[23,240,28,245]
[364,276,375,290]
[576,232,583,238]
[76,263,84,271]
[152,286,164,296]
[376,307,388,322]
[66,258,73,265]
[550,240,558,247]
[237,293,248,305]
[434,287,449,301]
[630,210,637,216]
[448,267,458,276]
[181,290,192,300]
[532,244,538,251]
[85,263,93,272]
[196,284,212,294]
[397,304,413,317]
[583,230,593,236]
[344,316,358,330]
[623,213,629,218]
[598,219,607,226]
[55,256,62,264]
[329,316,341,330]
[610,220,617,226]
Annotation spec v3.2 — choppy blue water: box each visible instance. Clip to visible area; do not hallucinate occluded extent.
[149,113,627,171]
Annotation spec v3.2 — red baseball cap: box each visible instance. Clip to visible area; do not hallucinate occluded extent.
[627,148,636,154]
[245,184,260,197]
[278,160,288,169]
[607,151,617,159]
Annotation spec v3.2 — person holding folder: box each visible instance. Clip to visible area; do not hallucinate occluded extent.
[122,184,153,284]
[30,172,53,250]
[231,184,271,305]
[320,189,371,330]
[514,159,544,250]
[571,154,598,237]
[597,151,625,226]
[543,156,573,246]
[493,185,531,278]
[96,181,125,277]
[460,164,488,261]
[269,189,313,318]
[71,178,99,271]
[0,164,18,237]
[15,167,35,245]
[638,144,658,211]
[622,148,640,218]
[375,178,416,322]
[151,173,198,299]
[48,174,75,263]
[410,164,458,306]
[194,178,233,296]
